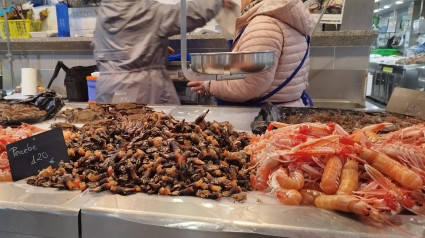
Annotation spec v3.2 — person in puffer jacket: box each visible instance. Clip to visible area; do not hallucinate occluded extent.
[188,0,315,107]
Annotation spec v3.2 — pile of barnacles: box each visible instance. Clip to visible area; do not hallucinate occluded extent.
[27,104,252,201]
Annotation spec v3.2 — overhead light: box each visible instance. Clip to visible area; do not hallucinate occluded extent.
[395,0,403,4]
[374,9,381,13]
[383,5,391,9]
[375,0,380,2]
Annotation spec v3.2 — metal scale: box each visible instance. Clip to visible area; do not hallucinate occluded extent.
[179,0,274,81]
[178,0,329,81]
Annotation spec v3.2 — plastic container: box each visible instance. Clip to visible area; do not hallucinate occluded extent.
[56,0,70,37]
[370,49,399,56]
[0,20,41,39]
[86,76,97,102]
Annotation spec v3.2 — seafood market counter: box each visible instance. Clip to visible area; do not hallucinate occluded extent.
[1,105,425,238]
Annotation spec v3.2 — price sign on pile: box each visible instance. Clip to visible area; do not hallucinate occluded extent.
[112,88,139,103]
[6,127,69,181]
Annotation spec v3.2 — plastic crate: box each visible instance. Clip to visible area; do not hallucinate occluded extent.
[370,49,399,56]
[0,20,41,39]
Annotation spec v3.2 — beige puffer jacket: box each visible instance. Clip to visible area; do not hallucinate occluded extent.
[209,0,314,106]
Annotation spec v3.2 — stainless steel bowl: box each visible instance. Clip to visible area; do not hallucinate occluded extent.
[190,50,275,75]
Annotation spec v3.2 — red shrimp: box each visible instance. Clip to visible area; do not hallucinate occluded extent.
[355,146,423,190]
[320,155,343,194]
[336,159,359,195]
[276,189,302,205]
[300,189,323,205]
[315,195,386,223]
[378,142,425,180]
[250,153,280,191]
[273,167,305,190]
[364,164,425,215]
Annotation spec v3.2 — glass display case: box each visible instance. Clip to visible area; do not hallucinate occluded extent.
[368,62,419,104]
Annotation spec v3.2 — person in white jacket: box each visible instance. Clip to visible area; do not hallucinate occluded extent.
[92,0,234,104]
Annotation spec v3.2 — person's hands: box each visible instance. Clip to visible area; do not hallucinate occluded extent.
[168,46,175,55]
[222,0,235,10]
[188,81,208,95]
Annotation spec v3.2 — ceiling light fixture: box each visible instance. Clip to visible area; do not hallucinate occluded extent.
[395,0,403,4]
[375,0,380,2]
[383,5,391,9]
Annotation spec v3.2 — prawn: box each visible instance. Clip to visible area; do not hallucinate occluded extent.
[364,164,425,216]
[300,189,322,205]
[383,123,425,145]
[320,155,343,194]
[296,123,336,137]
[336,159,359,195]
[250,152,281,191]
[289,135,342,157]
[272,167,305,190]
[269,169,303,205]
[360,123,393,143]
[378,142,425,179]
[355,146,423,190]
[315,194,385,222]
[276,189,302,206]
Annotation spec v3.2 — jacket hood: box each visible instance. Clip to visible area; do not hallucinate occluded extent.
[236,0,314,35]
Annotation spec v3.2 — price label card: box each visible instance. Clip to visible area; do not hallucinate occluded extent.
[383,66,393,73]
[112,88,139,103]
[6,127,69,181]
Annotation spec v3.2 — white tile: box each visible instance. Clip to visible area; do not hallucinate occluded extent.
[309,47,335,70]
[53,51,79,67]
[77,51,96,66]
[29,51,55,70]
[39,69,67,96]
[11,53,31,69]
[334,47,370,70]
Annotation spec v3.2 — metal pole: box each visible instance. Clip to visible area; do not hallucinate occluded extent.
[180,0,215,81]
[180,0,189,79]
[2,0,15,91]
[311,0,332,34]
[179,0,242,81]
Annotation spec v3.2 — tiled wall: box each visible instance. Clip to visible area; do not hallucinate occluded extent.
[1,50,96,96]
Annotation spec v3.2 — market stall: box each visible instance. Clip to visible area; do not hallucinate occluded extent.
[0,0,424,237]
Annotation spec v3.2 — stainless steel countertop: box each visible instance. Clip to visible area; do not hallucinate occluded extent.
[1,104,423,238]
[0,181,85,238]
[79,191,424,238]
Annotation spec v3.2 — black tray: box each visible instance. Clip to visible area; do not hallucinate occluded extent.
[251,103,425,135]
[0,91,65,126]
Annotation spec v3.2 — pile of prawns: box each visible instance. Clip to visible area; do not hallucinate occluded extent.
[0,123,45,181]
[245,121,425,225]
